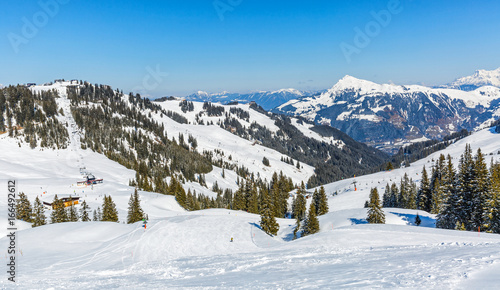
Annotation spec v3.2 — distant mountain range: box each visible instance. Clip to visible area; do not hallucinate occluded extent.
[442,68,500,91]
[274,68,500,153]
[183,89,324,111]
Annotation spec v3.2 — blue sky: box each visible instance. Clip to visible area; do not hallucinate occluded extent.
[1,0,500,97]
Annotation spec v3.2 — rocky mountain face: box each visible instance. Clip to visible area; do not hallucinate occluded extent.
[275,75,500,153]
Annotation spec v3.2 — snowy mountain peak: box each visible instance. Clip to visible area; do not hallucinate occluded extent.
[271,88,304,95]
[447,67,500,90]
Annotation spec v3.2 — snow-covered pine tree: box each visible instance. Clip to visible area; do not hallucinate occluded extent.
[127,188,145,224]
[80,200,91,222]
[303,202,320,236]
[31,196,46,227]
[16,192,32,222]
[471,148,489,231]
[483,161,500,233]
[101,195,118,222]
[367,188,385,224]
[259,190,279,236]
[417,166,431,212]
[317,186,329,216]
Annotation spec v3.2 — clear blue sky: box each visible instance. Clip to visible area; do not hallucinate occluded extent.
[1,0,500,97]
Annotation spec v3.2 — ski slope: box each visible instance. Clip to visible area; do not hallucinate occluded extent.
[0,83,499,288]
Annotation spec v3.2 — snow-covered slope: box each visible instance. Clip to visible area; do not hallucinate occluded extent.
[1,124,500,288]
[1,82,500,288]
[275,75,500,153]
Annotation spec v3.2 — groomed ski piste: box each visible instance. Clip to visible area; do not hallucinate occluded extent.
[0,84,499,288]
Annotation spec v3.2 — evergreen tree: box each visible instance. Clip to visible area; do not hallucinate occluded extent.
[16,192,32,222]
[455,144,475,230]
[483,161,500,233]
[50,195,67,223]
[293,186,307,220]
[471,148,489,231]
[67,204,79,222]
[246,182,259,214]
[259,191,279,236]
[127,188,145,224]
[101,195,119,222]
[417,166,431,212]
[390,183,399,207]
[293,218,301,240]
[317,186,329,215]
[382,184,391,207]
[436,155,459,229]
[303,202,320,236]
[31,196,46,227]
[80,200,91,222]
[415,213,422,226]
[367,188,385,224]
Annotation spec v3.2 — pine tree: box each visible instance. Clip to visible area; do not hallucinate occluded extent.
[317,186,329,215]
[127,188,145,224]
[50,195,67,223]
[31,196,46,227]
[415,213,422,226]
[16,192,32,222]
[67,204,79,222]
[417,166,431,212]
[312,189,319,214]
[80,200,91,222]
[259,191,279,236]
[293,218,301,240]
[436,155,458,229]
[303,202,320,236]
[483,161,500,233]
[471,148,489,231]
[101,195,119,222]
[293,186,307,220]
[382,184,391,207]
[246,182,259,214]
[367,188,385,224]
[456,144,475,230]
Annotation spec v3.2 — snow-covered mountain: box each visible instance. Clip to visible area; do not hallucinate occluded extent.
[275,75,500,153]
[183,88,308,110]
[445,67,500,91]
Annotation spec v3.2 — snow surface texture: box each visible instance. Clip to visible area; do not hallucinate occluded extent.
[0,83,499,288]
